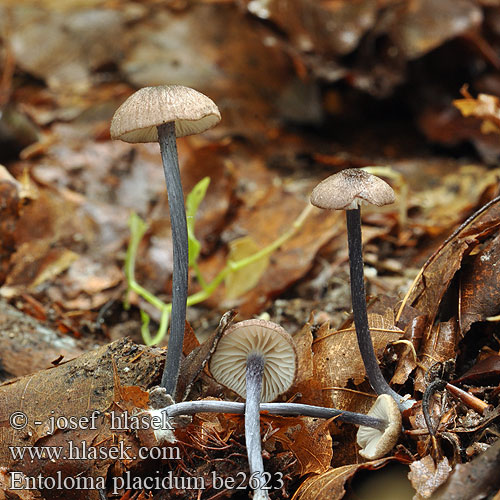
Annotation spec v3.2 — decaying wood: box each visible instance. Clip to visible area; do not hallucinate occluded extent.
[432,439,500,500]
[0,338,165,500]
[0,300,87,381]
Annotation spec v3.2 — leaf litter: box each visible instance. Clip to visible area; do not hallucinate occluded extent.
[1,1,500,499]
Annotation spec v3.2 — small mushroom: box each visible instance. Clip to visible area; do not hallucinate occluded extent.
[210,319,297,499]
[110,85,221,397]
[311,168,414,411]
[356,394,402,460]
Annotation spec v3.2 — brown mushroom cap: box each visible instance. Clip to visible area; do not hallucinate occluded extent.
[110,85,221,143]
[356,394,402,460]
[310,168,395,210]
[209,319,297,403]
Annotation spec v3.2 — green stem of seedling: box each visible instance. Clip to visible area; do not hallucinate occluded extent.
[125,203,313,345]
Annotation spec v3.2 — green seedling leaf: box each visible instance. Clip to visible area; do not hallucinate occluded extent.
[224,236,270,300]
[186,177,210,267]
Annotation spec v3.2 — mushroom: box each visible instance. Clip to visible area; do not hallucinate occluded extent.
[356,394,402,459]
[310,168,414,411]
[210,319,297,499]
[110,85,221,397]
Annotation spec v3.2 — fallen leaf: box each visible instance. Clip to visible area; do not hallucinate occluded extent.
[454,354,500,384]
[266,415,333,476]
[392,314,427,386]
[291,458,393,500]
[408,455,452,499]
[313,316,403,411]
[286,319,329,407]
[459,231,500,335]
[454,87,500,133]
[224,236,270,300]
[388,0,482,59]
[414,320,458,392]
[401,195,500,336]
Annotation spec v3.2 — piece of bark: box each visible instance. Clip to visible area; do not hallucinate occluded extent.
[0,338,165,500]
[0,300,87,381]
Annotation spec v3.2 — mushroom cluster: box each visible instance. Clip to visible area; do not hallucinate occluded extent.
[110,90,406,498]
[153,318,402,499]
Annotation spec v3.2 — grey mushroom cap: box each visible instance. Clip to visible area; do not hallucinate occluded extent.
[110,85,221,143]
[310,168,395,211]
[356,394,402,460]
[209,319,297,403]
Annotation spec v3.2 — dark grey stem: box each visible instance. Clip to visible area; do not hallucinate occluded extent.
[346,208,412,411]
[158,121,189,397]
[163,401,387,430]
[246,354,269,498]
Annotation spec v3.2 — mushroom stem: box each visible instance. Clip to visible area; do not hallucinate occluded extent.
[162,401,388,430]
[158,121,189,397]
[245,354,269,498]
[345,208,410,411]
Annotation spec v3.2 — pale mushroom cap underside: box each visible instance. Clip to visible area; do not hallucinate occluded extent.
[356,394,402,460]
[110,85,221,143]
[209,319,297,403]
[310,168,395,210]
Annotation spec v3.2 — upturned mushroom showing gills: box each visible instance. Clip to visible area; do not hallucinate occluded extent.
[357,394,402,459]
[210,319,297,499]
[110,85,221,398]
[310,168,414,411]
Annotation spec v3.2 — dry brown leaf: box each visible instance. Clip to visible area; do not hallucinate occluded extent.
[286,320,328,407]
[313,316,403,411]
[459,231,500,335]
[176,141,235,249]
[388,0,482,60]
[200,188,342,316]
[293,320,315,385]
[117,385,150,410]
[454,354,500,384]
[414,320,458,392]
[454,88,500,133]
[267,415,332,476]
[291,458,393,500]
[2,241,79,294]
[402,195,500,336]
[224,236,270,300]
[408,455,452,499]
[392,314,427,386]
